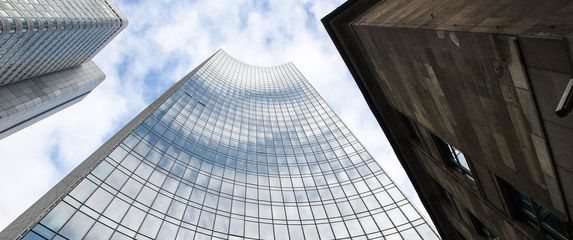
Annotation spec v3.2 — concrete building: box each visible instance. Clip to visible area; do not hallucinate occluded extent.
[0,50,438,239]
[0,0,127,139]
[323,0,573,239]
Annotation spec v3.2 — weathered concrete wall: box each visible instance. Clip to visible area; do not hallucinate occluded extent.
[353,24,564,216]
[519,37,573,218]
[323,0,573,238]
[357,0,573,37]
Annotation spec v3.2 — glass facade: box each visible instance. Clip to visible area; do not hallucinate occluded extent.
[0,0,128,86]
[0,0,127,139]
[16,50,439,239]
[0,60,105,139]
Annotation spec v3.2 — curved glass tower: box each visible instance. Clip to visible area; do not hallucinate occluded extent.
[2,50,439,240]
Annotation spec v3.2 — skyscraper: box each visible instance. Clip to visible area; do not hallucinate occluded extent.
[1,50,439,239]
[0,0,127,139]
[323,0,573,239]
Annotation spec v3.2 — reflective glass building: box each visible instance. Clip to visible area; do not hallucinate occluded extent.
[0,0,127,139]
[1,50,439,239]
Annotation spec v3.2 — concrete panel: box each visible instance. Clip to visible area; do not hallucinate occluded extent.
[355,0,573,37]
[544,121,573,170]
[519,38,571,74]
[353,24,560,207]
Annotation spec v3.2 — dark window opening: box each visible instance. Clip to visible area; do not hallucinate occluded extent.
[499,179,569,240]
[468,211,502,240]
[433,180,459,217]
[433,136,473,180]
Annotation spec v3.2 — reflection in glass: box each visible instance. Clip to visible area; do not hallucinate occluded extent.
[22,51,438,239]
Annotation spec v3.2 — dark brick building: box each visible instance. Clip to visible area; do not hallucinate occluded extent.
[323,0,573,239]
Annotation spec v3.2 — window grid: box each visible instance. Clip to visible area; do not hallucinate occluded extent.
[0,0,125,86]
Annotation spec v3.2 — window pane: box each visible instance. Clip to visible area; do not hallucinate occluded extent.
[40,202,76,232]
[198,211,215,229]
[539,207,568,238]
[103,198,130,222]
[244,221,258,239]
[176,228,195,240]
[59,212,95,239]
[22,232,45,240]
[332,221,349,238]
[139,214,162,238]
[69,179,98,202]
[84,222,114,240]
[157,221,178,240]
[85,188,114,212]
[121,207,145,230]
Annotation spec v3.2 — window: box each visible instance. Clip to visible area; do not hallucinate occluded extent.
[432,179,460,217]
[468,211,501,240]
[500,179,569,240]
[433,136,474,180]
[447,144,472,178]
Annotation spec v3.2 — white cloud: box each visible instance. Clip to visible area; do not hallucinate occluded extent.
[0,0,434,231]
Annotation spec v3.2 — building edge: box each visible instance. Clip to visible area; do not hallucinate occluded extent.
[85,0,130,61]
[322,1,451,238]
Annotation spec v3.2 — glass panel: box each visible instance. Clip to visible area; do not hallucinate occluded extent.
[274,224,289,240]
[39,202,76,232]
[105,169,129,190]
[456,152,470,172]
[121,207,146,231]
[22,232,45,240]
[85,188,114,212]
[416,225,440,240]
[103,198,130,222]
[121,178,143,197]
[448,145,473,176]
[175,228,195,240]
[538,207,568,239]
[288,225,304,239]
[69,179,98,202]
[400,228,422,240]
[152,193,172,213]
[214,215,230,233]
[303,225,319,239]
[84,222,114,240]
[156,221,178,240]
[139,214,162,238]
[360,215,379,234]
[317,224,334,239]
[229,218,244,236]
[31,224,55,239]
[59,211,95,239]
[167,200,185,220]
[332,221,349,238]
[517,192,535,218]
[92,161,115,180]
[198,211,215,229]
[183,206,200,225]
[346,219,364,237]
[244,221,258,239]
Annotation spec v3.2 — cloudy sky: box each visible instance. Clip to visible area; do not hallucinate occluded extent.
[0,0,433,230]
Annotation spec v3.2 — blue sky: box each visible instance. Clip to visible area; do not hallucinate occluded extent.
[0,0,432,229]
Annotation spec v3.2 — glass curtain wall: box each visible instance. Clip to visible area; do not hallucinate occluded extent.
[20,50,439,240]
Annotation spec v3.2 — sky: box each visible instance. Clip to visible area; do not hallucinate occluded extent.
[0,0,434,230]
